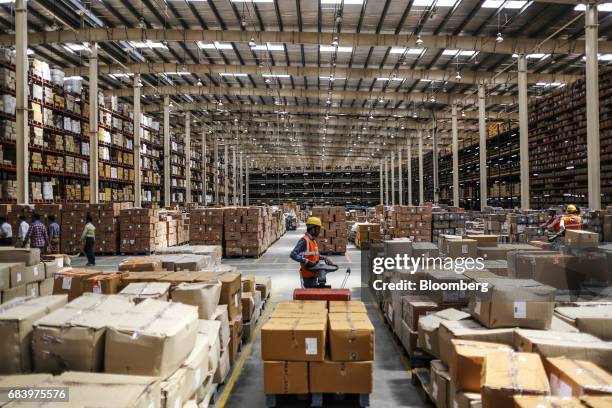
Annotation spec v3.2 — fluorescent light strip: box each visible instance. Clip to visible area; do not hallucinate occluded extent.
[413,0,457,7]
[321,0,364,4]
[575,3,612,12]
[320,45,353,53]
[262,74,291,78]
[219,73,248,77]
[482,0,528,9]
[231,0,273,3]
[129,40,167,49]
[512,53,550,60]
[164,72,191,75]
[390,47,424,55]
[251,43,284,51]
[442,49,478,57]
[63,43,89,54]
[376,77,403,81]
[320,76,346,80]
[197,41,233,50]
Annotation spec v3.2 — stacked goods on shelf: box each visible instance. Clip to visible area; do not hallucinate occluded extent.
[224,207,266,257]
[311,206,348,254]
[89,203,123,253]
[190,208,224,246]
[484,212,508,235]
[529,68,612,207]
[0,247,50,303]
[190,139,204,204]
[140,115,162,205]
[431,210,466,242]
[507,212,547,243]
[354,222,382,249]
[119,208,167,254]
[262,301,374,401]
[388,206,433,242]
[170,133,186,204]
[158,210,189,247]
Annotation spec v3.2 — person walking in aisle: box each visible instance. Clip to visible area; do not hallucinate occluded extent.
[25,213,48,254]
[81,214,96,266]
[47,215,60,254]
[290,216,336,288]
[17,215,29,248]
[0,216,12,246]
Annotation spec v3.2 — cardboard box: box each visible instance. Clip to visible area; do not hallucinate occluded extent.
[118,256,163,272]
[309,360,373,394]
[229,315,243,365]
[0,247,40,266]
[545,357,612,397]
[83,273,124,294]
[449,339,513,392]
[446,239,477,259]
[255,276,272,300]
[171,281,221,320]
[469,278,555,330]
[38,277,53,296]
[47,371,161,408]
[213,347,230,384]
[212,305,230,348]
[450,382,482,408]
[105,299,199,377]
[274,300,327,312]
[554,305,612,341]
[199,272,242,321]
[22,263,44,284]
[430,360,451,408]
[329,300,368,314]
[438,319,515,366]
[565,230,599,250]
[0,295,68,373]
[118,282,171,303]
[466,234,499,247]
[120,271,171,284]
[264,361,309,395]
[400,320,419,355]
[197,320,221,377]
[403,298,441,331]
[241,275,256,293]
[482,352,550,408]
[3,262,24,288]
[417,308,471,359]
[1,284,26,303]
[514,330,612,372]
[32,294,135,373]
[261,317,327,361]
[0,262,11,290]
[513,396,583,408]
[52,268,98,301]
[328,312,374,361]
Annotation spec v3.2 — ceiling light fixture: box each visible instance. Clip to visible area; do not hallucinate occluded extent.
[496,32,504,43]
[455,72,462,80]
[249,38,257,47]
[416,35,424,47]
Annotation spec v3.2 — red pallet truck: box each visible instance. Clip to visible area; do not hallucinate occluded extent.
[293,260,351,301]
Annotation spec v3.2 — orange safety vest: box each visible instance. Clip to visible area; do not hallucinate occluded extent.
[300,235,320,279]
[562,214,582,231]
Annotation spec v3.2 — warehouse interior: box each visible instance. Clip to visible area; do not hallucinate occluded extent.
[0,0,612,407]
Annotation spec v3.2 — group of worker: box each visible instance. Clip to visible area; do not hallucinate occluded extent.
[0,213,97,266]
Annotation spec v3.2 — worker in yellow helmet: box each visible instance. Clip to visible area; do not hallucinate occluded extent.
[559,204,582,232]
[290,216,336,288]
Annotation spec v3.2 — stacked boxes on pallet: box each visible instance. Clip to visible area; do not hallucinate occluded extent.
[0,247,50,303]
[60,203,89,255]
[89,203,122,253]
[388,206,433,242]
[224,207,265,257]
[431,211,467,242]
[262,301,374,401]
[189,208,224,246]
[354,223,382,249]
[507,212,547,243]
[119,208,167,254]
[311,207,348,254]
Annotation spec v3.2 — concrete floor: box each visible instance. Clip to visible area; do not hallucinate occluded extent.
[75,227,425,407]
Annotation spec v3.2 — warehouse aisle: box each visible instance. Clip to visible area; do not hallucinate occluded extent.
[219,227,424,408]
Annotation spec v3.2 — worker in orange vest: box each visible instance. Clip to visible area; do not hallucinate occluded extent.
[290,216,336,288]
[559,204,582,232]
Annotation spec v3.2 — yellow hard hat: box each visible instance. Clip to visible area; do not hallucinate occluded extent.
[306,216,323,228]
[566,204,577,213]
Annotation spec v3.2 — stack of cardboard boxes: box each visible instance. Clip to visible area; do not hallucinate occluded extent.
[0,247,57,303]
[388,206,433,242]
[189,208,224,246]
[354,222,382,249]
[224,207,266,257]
[311,207,348,254]
[119,208,167,254]
[432,211,467,242]
[507,212,547,243]
[262,301,374,401]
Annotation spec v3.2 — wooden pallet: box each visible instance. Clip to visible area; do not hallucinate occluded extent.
[265,393,370,407]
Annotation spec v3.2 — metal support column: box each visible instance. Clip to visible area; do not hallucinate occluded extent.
[451,104,460,207]
[518,54,530,210]
[407,138,412,205]
[232,143,237,205]
[88,43,99,204]
[224,142,229,205]
[379,162,383,205]
[15,0,28,204]
[185,112,192,204]
[163,96,171,206]
[133,74,142,207]
[391,152,395,206]
[246,158,250,205]
[478,82,488,211]
[202,129,207,206]
[214,138,219,205]
[418,131,424,205]
[586,3,601,209]
[398,148,403,206]
[432,121,439,204]
[239,153,243,206]
[384,160,389,205]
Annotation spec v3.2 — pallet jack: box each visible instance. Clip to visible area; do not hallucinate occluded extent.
[293,260,352,301]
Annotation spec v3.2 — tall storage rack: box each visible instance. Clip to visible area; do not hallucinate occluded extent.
[190,138,203,204]
[140,118,163,205]
[529,69,612,208]
[170,131,186,204]
[249,169,380,206]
